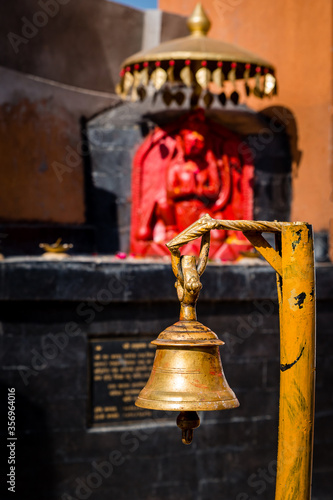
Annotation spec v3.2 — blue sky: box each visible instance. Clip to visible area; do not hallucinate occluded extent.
[111,0,157,9]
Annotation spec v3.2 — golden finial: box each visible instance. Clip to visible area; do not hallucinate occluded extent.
[187,3,211,37]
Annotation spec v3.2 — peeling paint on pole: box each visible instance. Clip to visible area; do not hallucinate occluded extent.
[275,223,316,500]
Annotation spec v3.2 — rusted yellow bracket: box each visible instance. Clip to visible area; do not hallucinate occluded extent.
[167,214,316,500]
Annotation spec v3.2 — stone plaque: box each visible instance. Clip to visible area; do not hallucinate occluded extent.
[89,338,161,426]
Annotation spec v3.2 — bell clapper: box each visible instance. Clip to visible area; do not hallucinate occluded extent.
[177,411,201,445]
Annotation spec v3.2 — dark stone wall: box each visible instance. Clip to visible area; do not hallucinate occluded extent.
[0,0,188,239]
[0,0,187,93]
[0,260,332,499]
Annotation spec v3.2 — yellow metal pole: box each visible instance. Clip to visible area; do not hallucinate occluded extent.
[167,216,316,499]
[274,223,316,500]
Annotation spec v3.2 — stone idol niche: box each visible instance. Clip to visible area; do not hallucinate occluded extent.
[130,109,254,260]
[87,104,289,261]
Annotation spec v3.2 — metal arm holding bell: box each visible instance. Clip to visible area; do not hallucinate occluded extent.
[164,213,316,500]
[136,212,315,500]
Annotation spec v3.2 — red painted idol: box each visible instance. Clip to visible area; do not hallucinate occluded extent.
[130,110,254,260]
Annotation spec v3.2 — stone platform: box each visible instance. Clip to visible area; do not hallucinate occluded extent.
[0,258,332,499]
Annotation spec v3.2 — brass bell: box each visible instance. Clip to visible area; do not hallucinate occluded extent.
[136,231,239,444]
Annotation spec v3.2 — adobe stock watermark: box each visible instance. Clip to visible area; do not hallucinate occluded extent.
[235,439,302,500]
[61,411,173,500]
[7,0,71,54]
[52,128,110,183]
[19,272,135,386]
[213,0,243,21]
[238,107,295,161]
[223,299,275,353]
[236,460,277,500]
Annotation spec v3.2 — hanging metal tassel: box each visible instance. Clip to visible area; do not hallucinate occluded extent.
[263,70,276,96]
[137,86,147,101]
[115,69,125,96]
[273,80,278,95]
[254,66,263,98]
[123,67,134,96]
[131,64,141,101]
[218,92,226,106]
[140,62,149,87]
[174,91,186,106]
[228,62,239,104]
[227,62,237,85]
[243,63,251,96]
[196,61,211,90]
[190,83,202,108]
[180,59,193,87]
[167,60,175,83]
[212,62,224,90]
[151,62,167,90]
[203,91,214,108]
[230,91,239,105]
[162,88,173,106]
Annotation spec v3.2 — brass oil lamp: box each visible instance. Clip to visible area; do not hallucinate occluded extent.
[135,230,239,444]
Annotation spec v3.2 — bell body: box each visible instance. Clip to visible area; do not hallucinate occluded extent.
[136,319,239,411]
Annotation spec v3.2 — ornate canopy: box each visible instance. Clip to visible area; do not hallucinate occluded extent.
[116,3,277,107]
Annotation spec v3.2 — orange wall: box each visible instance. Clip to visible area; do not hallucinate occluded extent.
[159,0,333,234]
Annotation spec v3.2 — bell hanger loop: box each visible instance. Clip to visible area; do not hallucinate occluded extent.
[169,222,211,284]
[169,225,210,322]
